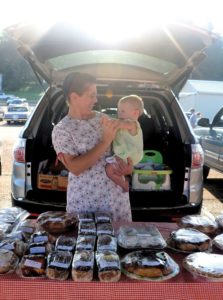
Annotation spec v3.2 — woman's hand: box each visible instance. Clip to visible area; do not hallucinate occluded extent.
[101,116,120,145]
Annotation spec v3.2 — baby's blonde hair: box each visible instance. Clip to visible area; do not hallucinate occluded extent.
[118,95,144,116]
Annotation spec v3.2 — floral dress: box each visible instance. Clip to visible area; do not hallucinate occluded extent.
[52,112,132,222]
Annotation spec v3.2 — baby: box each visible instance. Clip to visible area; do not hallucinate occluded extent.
[105,95,144,192]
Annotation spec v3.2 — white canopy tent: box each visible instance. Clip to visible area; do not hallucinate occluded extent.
[179,80,223,121]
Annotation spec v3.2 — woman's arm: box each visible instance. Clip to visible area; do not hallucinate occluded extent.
[58,117,118,175]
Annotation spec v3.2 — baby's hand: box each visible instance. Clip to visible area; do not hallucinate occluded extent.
[101,116,119,144]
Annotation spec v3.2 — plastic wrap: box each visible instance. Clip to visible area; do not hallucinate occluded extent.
[72,250,94,281]
[55,235,76,252]
[183,252,223,281]
[46,250,73,280]
[96,223,114,236]
[17,254,46,278]
[76,235,96,251]
[117,224,166,249]
[97,235,117,252]
[37,211,77,233]
[178,215,218,235]
[166,228,211,253]
[0,249,19,275]
[96,250,121,282]
[121,250,179,281]
[78,222,96,236]
[94,212,112,224]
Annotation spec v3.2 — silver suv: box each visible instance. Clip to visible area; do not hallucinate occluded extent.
[6,21,216,221]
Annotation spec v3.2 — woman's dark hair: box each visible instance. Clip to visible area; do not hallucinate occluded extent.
[62,72,96,99]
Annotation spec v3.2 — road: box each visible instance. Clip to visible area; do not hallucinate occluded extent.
[1,120,223,217]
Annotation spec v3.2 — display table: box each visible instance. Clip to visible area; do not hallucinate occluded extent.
[1,222,223,300]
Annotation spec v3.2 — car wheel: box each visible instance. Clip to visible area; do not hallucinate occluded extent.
[7,121,11,124]
[203,165,210,181]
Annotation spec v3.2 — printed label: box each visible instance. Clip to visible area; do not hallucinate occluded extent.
[24,259,42,269]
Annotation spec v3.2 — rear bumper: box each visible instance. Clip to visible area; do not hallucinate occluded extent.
[12,195,202,221]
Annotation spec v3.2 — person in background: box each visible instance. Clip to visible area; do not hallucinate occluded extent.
[52,72,133,222]
[189,108,197,129]
[196,112,202,125]
[105,95,144,192]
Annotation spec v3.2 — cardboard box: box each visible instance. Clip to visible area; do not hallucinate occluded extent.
[37,160,68,191]
[132,169,172,191]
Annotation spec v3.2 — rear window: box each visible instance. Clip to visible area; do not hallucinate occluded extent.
[48,50,175,74]
[8,106,28,112]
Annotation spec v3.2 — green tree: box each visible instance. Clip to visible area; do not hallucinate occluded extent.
[0,33,36,91]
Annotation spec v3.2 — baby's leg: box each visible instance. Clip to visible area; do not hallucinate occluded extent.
[105,163,129,192]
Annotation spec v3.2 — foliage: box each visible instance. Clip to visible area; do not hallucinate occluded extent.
[0,33,39,91]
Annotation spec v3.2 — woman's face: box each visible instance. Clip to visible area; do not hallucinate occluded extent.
[73,84,97,114]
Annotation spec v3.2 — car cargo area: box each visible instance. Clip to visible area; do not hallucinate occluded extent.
[24,83,192,220]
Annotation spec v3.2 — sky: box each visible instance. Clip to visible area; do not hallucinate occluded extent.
[0,0,223,36]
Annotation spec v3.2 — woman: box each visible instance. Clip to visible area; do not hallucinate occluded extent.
[52,72,133,221]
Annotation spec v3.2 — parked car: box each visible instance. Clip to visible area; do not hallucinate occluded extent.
[194,107,223,180]
[4,105,31,124]
[6,21,216,220]
[0,106,4,121]
[0,92,10,101]
[7,98,29,108]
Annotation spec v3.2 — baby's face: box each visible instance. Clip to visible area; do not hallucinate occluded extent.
[118,102,137,120]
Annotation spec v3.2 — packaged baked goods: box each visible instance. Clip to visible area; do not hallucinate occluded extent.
[78,212,94,223]
[4,231,26,242]
[95,212,112,224]
[28,241,53,255]
[0,222,12,237]
[55,235,76,252]
[0,207,30,226]
[166,228,211,253]
[37,211,77,233]
[18,254,46,278]
[97,235,117,252]
[117,224,166,249]
[213,233,223,250]
[78,222,96,236]
[183,252,223,280]
[0,249,19,274]
[178,215,218,235]
[96,223,114,236]
[16,219,36,236]
[96,250,121,282]
[121,250,179,281]
[215,214,223,230]
[76,235,96,251]
[0,239,27,257]
[72,250,94,281]
[46,250,73,280]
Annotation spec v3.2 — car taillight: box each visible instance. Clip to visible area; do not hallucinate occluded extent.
[13,138,26,163]
[191,144,204,169]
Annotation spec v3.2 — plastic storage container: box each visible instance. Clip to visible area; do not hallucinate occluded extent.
[132,150,172,191]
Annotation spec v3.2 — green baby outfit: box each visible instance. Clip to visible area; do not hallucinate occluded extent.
[112,121,143,165]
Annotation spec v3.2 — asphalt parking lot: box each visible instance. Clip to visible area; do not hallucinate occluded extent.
[1,120,223,217]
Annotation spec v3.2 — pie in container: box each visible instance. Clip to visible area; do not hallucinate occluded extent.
[178,215,218,235]
[121,250,179,281]
[37,211,77,233]
[213,233,223,250]
[183,253,223,280]
[166,228,211,253]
